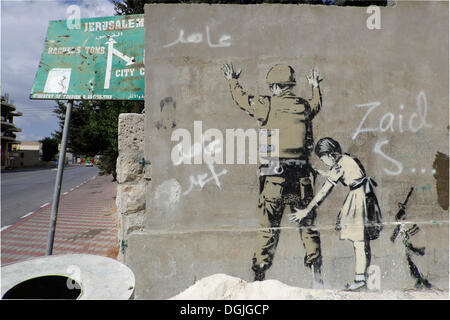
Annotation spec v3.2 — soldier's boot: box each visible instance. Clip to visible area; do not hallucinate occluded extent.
[254,269,266,281]
[307,257,323,288]
[252,187,283,283]
[300,218,323,289]
[252,228,277,283]
[312,264,324,288]
[415,277,432,289]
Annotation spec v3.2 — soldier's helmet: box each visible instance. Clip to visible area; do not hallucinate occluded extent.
[266,64,296,85]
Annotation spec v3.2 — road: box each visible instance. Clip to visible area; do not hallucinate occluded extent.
[1,165,100,227]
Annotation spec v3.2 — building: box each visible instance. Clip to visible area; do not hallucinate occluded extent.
[11,141,43,168]
[1,94,22,169]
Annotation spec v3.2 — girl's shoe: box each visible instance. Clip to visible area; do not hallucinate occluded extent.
[344,280,367,291]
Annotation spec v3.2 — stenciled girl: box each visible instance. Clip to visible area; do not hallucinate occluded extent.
[289,137,383,291]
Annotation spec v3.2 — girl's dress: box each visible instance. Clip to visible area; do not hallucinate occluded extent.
[327,154,382,241]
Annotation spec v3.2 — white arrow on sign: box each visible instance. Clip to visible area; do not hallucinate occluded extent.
[104,37,135,89]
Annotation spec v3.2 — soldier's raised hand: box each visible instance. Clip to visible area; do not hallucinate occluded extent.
[222,62,241,80]
[306,68,323,88]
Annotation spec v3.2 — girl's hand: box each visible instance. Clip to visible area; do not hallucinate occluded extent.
[289,207,310,223]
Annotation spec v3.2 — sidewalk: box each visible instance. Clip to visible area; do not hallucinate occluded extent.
[1,174,119,266]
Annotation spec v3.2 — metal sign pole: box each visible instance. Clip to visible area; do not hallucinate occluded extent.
[46,100,73,255]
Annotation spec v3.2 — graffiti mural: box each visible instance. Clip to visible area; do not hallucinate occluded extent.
[135,3,449,298]
[289,137,383,291]
[222,63,324,285]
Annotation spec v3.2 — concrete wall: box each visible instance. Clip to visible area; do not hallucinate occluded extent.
[118,2,448,299]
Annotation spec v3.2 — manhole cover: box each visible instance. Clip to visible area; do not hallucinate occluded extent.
[2,275,82,299]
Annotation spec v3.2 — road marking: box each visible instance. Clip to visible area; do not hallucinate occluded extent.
[40,202,50,208]
[63,191,69,195]
[21,212,35,219]
[1,225,12,232]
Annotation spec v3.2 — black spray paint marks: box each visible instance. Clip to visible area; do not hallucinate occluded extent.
[222,63,323,285]
[156,97,176,130]
[391,188,432,289]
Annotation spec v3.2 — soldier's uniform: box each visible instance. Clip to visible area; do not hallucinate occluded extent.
[227,65,323,279]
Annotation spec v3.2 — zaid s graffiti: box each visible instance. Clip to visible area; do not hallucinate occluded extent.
[290,137,383,291]
[222,62,324,286]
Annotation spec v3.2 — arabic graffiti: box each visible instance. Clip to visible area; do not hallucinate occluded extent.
[183,163,228,196]
[172,135,228,196]
[163,26,231,48]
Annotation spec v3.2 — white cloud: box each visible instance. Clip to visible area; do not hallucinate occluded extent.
[1,0,116,138]
[80,0,116,18]
[16,132,45,142]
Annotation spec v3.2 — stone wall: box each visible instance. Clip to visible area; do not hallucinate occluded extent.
[116,113,146,262]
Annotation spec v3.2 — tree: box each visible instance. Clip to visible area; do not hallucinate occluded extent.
[113,0,146,14]
[40,137,59,162]
[52,100,141,179]
[113,0,388,15]
[52,101,108,157]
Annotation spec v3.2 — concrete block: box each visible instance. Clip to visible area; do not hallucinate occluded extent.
[120,210,146,236]
[116,151,144,184]
[118,113,144,153]
[116,182,146,215]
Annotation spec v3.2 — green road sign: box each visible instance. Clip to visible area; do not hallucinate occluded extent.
[30,14,144,101]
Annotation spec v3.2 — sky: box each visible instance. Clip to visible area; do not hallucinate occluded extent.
[1,0,116,142]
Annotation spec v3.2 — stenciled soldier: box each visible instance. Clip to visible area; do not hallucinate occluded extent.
[222,63,323,285]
